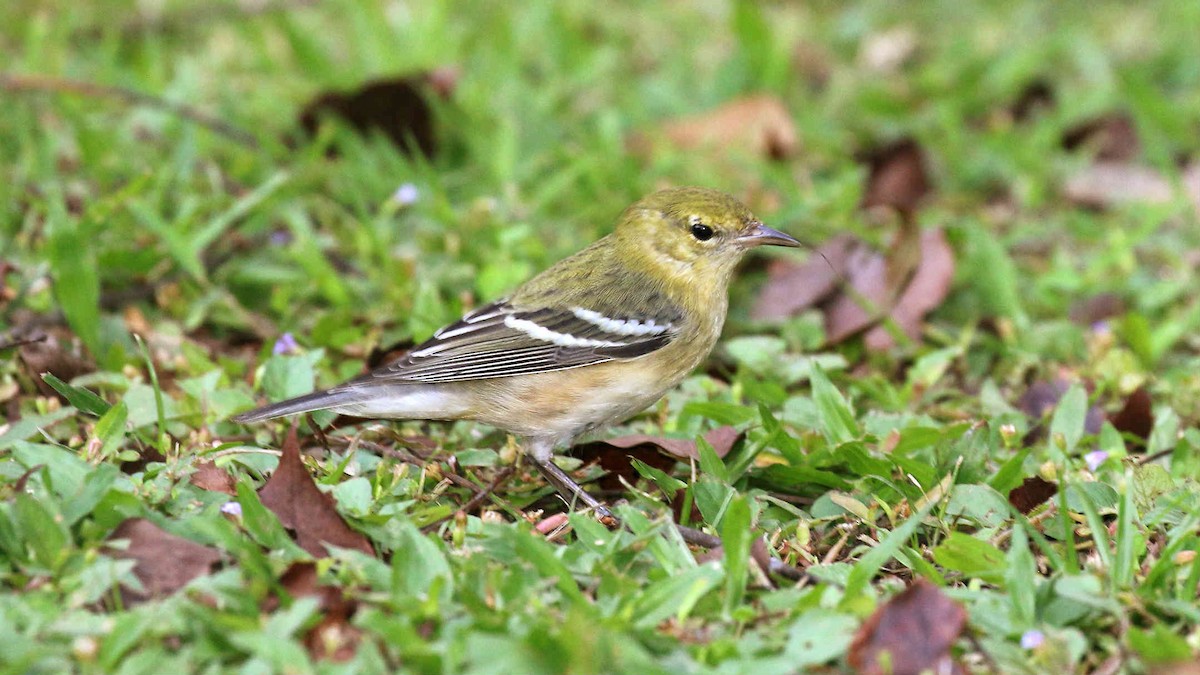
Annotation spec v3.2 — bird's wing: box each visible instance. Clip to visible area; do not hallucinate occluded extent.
[362,300,681,383]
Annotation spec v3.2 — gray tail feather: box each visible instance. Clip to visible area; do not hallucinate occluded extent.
[231,388,363,423]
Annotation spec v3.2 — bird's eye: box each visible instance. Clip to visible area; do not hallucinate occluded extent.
[690,222,714,241]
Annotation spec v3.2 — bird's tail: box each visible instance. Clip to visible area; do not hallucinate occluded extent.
[231,388,364,423]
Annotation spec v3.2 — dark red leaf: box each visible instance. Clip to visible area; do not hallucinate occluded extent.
[862,228,955,350]
[847,579,967,675]
[1017,378,1105,442]
[258,427,374,558]
[268,562,362,663]
[858,138,932,214]
[750,233,858,321]
[1110,386,1153,453]
[572,427,742,493]
[298,69,457,157]
[106,518,221,605]
[1008,476,1058,514]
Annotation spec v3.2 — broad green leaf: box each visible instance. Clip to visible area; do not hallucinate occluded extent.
[631,564,722,629]
[94,400,128,459]
[720,494,752,615]
[13,492,70,570]
[46,205,101,356]
[42,374,111,416]
[810,365,857,444]
[932,532,1006,583]
[1049,384,1088,452]
[1006,526,1036,624]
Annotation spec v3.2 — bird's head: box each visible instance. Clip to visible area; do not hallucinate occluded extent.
[614,187,800,287]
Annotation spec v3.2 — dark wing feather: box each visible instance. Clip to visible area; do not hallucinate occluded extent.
[363,300,679,383]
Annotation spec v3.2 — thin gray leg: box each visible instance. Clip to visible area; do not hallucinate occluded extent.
[529,455,613,521]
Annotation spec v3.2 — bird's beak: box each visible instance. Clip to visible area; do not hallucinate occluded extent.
[736,221,802,248]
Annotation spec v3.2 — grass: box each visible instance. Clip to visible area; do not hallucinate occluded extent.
[3,0,1200,673]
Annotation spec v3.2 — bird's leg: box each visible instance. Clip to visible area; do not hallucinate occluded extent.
[525,438,613,521]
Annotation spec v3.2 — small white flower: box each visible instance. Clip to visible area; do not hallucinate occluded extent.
[392,182,420,206]
[1020,629,1045,649]
[220,501,243,517]
[1084,450,1109,472]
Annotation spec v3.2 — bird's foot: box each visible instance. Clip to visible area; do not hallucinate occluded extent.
[529,456,617,525]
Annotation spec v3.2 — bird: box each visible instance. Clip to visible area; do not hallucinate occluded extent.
[232,187,800,518]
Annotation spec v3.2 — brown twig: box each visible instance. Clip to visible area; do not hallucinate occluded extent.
[672,523,809,582]
[422,467,516,532]
[0,72,262,149]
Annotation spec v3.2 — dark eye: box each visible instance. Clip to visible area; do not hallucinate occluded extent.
[690,222,714,241]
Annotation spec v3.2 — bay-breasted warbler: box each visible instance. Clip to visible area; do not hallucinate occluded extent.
[234,187,800,517]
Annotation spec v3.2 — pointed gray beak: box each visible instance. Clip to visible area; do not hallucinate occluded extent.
[736,221,802,248]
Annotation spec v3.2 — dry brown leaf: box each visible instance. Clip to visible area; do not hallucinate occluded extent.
[298,68,458,157]
[821,244,891,343]
[258,427,374,558]
[1008,476,1058,514]
[13,327,94,398]
[1016,378,1105,442]
[847,579,966,675]
[268,562,362,663]
[1068,293,1127,326]
[751,226,953,352]
[572,426,743,493]
[750,233,858,321]
[1066,161,1200,215]
[862,228,955,350]
[1110,386,1153,453]
[190,461,236,495]
[859,138,932,214]
[106,518,221,605]
[629,95,798,161]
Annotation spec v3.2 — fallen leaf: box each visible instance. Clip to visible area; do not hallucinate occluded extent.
[847,579,967,675]
[106,518,221,604]
[1110,386,1153,453]
[258,427,374,557]
[268,562,362,662]
[859,138,932,214]
[1008,476,1057,514]
[572,427,742,493]
[752,226,953,351]
[861,228,955,350]
[1069,293,1127,326]
[821,244,891,342]
[1062,113,1140,162]
[1064,162,1175,208]
[629,95,798,161]
[12,327,94,398]
[297,68,458,157]
[190,461,236,495]
[1016,379,1105,441]
[750,233,858,321]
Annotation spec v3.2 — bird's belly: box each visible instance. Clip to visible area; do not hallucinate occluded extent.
[468,361,677,443]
